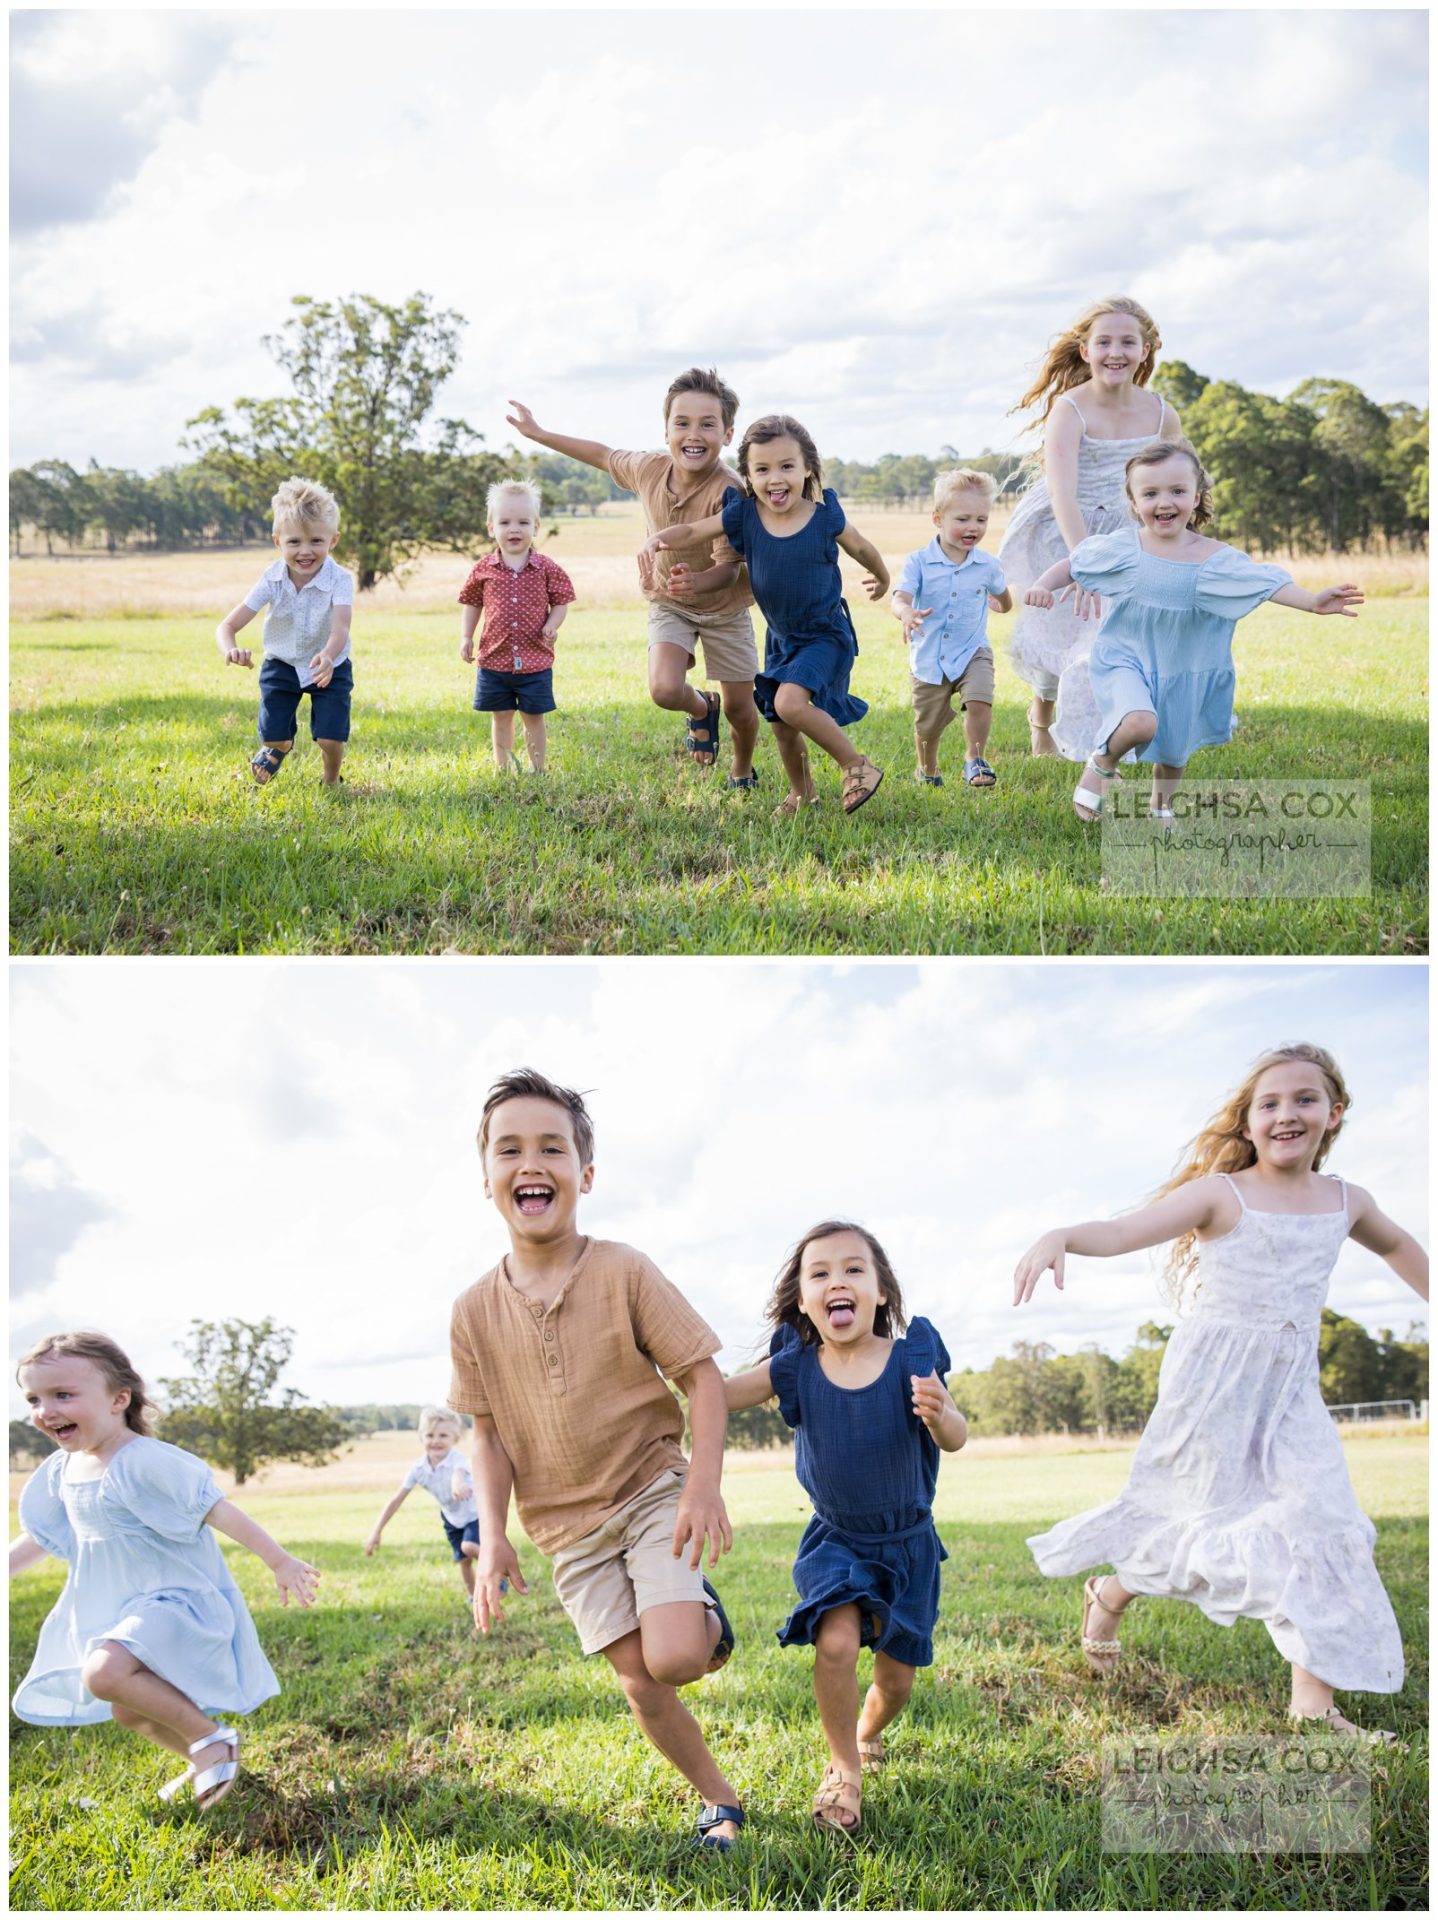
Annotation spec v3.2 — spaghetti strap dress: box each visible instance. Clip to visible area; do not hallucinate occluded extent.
[997,387,1169,761]
[1027,1176,1403,1693]
[768,1316,951,1667]
[13,1434,281,1726]
[720,486,868,729]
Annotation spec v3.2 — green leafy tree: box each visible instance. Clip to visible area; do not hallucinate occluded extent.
[10,1418,55,1466]
[159,1317,348,1486]
[1151,360,1211,412]
[186,292,507,589]
[1317,1307,1382,1406]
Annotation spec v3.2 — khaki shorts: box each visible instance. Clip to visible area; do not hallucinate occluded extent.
[550,1468,710,1655]
[647,603,759,684]
[911,647,995,735]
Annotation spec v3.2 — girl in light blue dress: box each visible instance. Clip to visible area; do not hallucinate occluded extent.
[9,1331,320,1810]
[1022,441,1363,820]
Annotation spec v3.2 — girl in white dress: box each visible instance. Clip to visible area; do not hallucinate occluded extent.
[1012,1044,1426,1741]
[998,296,1181,761]
[9,1331,320,1808]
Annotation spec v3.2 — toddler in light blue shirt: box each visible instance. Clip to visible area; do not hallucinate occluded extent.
[892,470,1012,789]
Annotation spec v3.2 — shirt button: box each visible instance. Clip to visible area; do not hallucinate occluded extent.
[547,1353,558,1367]
[543,1330,554,1343]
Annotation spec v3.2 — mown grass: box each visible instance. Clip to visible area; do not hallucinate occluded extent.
[8,1440,1428,1910]
[9,596,1428,955]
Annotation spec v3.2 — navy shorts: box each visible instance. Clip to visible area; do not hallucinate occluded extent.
[474,667,555,714]
[258,656,353,743]
[442,1516,480,1562]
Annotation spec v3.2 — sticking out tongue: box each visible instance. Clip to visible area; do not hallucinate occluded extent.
[828,1305,855,1330]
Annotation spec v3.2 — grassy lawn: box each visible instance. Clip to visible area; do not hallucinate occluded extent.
[8,1437,1428,1910]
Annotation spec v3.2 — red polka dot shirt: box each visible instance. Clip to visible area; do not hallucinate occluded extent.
[458,549,576,672]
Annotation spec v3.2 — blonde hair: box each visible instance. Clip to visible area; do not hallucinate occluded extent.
[933,467,997,512]
[1154,1044,1350,1300]
[418,1405,464,1439]
[271,475,340,536]
[486,478,543,523]
[16,1330,156,1436]
[1125,439,1214,531]
[1012,296,1162,433]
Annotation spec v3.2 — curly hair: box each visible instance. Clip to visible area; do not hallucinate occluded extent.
[1011,296,1162,433]
[765,1220,908,1349]
[1124,439,1214,531]
[16,1330,157,1436]
[477,1067,595,1166]
[737,414,823,502]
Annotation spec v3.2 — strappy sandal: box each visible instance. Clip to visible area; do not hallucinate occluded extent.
[1287,1705,1401,1748]
[695,1801,745,1852]
[702,1577,735,1673]
[857,1737,886,1774]
[686,691,721,769]
[773,776,819,818]
[812,1763,862,1832]
[1027,706,1060,757]
[841,756,884,816]
[250,745,289,785]
[1080,1575,1124,1675]
[190,1724,241,1811]
[1073,757,1114,822]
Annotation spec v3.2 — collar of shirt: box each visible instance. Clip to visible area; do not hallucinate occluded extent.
[923,535,980,574]
[265,554,339,597]
[475,547,544,578]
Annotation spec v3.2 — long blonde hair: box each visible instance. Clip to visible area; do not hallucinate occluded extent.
[16,1330,157,1436]
[1012,296,1162,433]
[1154,1044,1350,1300]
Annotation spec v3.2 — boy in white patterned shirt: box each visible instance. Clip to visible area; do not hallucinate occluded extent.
[215,476,354,787]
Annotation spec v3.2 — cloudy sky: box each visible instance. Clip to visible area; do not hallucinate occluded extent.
[9,7,1428,475]
[10,960,1428,1415]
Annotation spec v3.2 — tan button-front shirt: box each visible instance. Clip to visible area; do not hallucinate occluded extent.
[448,1237,721,1554]
[608,448,753,617]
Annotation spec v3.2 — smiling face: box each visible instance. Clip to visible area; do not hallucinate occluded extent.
[665,389,732,480]
[935,490,991,554]
[420,1421,461,1464]
[746,435,814,516]
[481,1093,594,1245]
[796,1229,888,1347]
[273,518,339,583]
[1243,1060,1343,1172]
[488,497,538,560]
[20,1353,131,1454]
[1127,453,1200,536]
[1080,310,1150,389]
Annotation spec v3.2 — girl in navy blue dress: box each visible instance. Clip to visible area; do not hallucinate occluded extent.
[640,415,890,817]
[725,1221,966,1832]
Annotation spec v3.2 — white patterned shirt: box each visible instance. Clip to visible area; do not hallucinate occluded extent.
[401,1447,478,1528]
[244,555,354,687]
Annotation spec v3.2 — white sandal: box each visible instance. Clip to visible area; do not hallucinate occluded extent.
[1073,757,1114,822]
[1080,1575,1125,1674]
[190,1724,241,1810]
[1287,1704,1400,1748]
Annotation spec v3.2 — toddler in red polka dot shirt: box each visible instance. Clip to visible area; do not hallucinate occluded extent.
[458,480,576,774]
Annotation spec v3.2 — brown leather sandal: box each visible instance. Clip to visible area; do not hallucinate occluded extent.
[812,1763,862,1832]
[857,1737,886,1774]
[841,755,884,815]
[1081,1574,1125,1675]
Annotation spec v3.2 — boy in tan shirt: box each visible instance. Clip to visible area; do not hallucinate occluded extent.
[505,369,762,787]
[449,1067,745,1851]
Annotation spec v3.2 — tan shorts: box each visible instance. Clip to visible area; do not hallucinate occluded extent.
[647,603,759,684]
[911,647,995,734]
[550,1468,709,1655]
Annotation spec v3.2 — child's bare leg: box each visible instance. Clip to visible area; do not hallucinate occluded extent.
[720,679,759,780]
[1086,1574,1134,1642]
[915,697,955,779]
[813,1604,863,1778]
[856,1650,916,1748]
[769,717,812,800]
[1288,1662,1335,1718]
[317,738,345,784]
[963,700,993,763]
[519,712,547,772]
[1028,690,1059,755]
[459,1556,477,1596]
[110,1701,194,1763]
[773,683,861,773]
[1149,760,1184,813]
[1076,711,1157,816]
[81,1642,231,1780]
[647,643,710,724]
[603,1627,741,1840]
[492,712,517,770]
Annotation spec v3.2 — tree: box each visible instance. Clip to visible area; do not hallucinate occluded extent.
[1151,360,1211,412]
[1317,1307,1382,1406]
[159,1317,348,1486]
[186,292,508,589]
[9,1419,55,1466]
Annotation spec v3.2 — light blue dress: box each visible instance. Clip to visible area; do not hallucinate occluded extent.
[13,1435,280,1726]
[1070,530,1291,766]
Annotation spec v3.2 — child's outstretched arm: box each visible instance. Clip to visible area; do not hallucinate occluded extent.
[670,1358,732,1570]
[1042,400,1088,552]
[1013,1178,1226,1304]
[364,1482,413,1554]
[205,1499,320,1606]
[1024,556,1101,620]
[470,1413,528,1633]
[637,515,726,592]
[1269,582,1363,618]
[216,601,258,669]
[505,399,611,473]
[910,1374,967,1452]
[8,1533,49,1577]
[989,586,1014,612]
[1348,1186,1429,1301]
[724,1359,775,1410]
[891,590,932,642]
[837,523,890,601]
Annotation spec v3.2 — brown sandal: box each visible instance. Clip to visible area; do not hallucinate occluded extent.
[1027,705,1060,757]
[1287,1704,1400,1747]
[840,755,883,816]
[857,1737,886,1774]
[1081,1574,1124,1675]
[773,775,819,818]
[812,1763,862,1832]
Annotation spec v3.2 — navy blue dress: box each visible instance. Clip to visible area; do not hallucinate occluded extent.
[719,486,868,729]
[768,1316,951,1668]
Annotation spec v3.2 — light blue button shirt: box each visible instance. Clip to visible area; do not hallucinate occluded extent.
[896,539,1006,684]
[244,555,354,687]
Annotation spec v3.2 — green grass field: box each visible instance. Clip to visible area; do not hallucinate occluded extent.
[8,592,1428,955]
[8,1437,1428,1910]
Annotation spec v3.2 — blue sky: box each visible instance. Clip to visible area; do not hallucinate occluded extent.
[9,7,1428,473]
[10,959,1428,1413]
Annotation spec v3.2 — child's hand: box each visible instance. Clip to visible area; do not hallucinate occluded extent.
[1057,584,1102,621]
[540,621,560,641]
[309,651,335,689]
[1013,1231,1068,1304]
[637,534,668,591]
[1313,584,1363,617]
[505,399,541,440]
[272,1552,321,1607]
[861,572,887,603]
[899,603,931,640]
[672,1480,733,1571]
[221,643,254,669]
[459,637,475,665]
[363,1532,381,1556]
[910,1370,956,1438]
[473,1540,527,1634]
[665,561,694,599]
[1023,587,1055,610]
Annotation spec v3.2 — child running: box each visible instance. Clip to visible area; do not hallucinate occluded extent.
[1024,441,1362,821]
[364,1406,500,1603]
[640,416,889,817]
[725,1222,965,1832]
[506,372,761,785]
[458,479,575,776]
[9,1331,319,1808]
[1013,1043,1427,1742]
[892,468,1013,789]
[998,297,1180,760]
[215,476,354,787]
[450,1068,746,1852]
